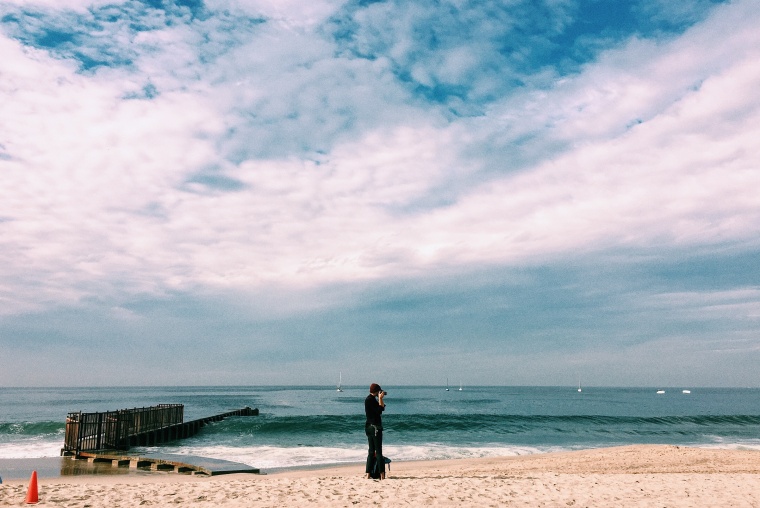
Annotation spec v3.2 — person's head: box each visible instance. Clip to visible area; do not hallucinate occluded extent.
[369,383,382,395]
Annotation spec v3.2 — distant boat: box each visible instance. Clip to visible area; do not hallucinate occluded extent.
[459,381,463,391]
[682,390,691,394]
[336,372,343,392]
[578,379,582,393]
[656,390,665,394]
[445,378,450,391]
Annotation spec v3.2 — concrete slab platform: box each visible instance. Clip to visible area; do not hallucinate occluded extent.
[75,451,259,476]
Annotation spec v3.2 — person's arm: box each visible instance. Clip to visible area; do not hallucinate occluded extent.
[378,391,385,408]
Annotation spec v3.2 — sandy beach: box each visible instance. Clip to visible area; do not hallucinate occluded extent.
[2,445,759,506]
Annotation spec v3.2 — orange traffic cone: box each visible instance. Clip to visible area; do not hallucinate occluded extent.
[25,470,39,504]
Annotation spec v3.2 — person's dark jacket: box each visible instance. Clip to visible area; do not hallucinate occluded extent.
[365,394,384,427]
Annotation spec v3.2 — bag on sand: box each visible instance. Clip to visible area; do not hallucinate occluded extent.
[369,455,392,479]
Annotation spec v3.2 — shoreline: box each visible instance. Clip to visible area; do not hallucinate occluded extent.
[4,443,760,480]
[2,446,760,506]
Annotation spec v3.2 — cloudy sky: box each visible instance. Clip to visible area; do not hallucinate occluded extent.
[1,0,759,388]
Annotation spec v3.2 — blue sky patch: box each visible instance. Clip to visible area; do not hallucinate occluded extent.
[0,1,262,72]
[326,0,728,107]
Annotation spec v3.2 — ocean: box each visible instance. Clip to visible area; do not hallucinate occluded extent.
[2,385,760,474]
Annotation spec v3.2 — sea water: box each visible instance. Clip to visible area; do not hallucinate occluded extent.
[1,386,759,472]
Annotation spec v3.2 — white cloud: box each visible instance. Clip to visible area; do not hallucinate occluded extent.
[0,35,222,313]
[646,289,760,320]
[206,0,345,29]
[0,0,119,10]
[1,0,759,320]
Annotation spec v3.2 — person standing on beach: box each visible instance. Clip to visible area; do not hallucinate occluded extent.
[365,383,386,480]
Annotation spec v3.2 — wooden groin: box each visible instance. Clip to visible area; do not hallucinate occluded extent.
[126,407,259,448]
[62,405,259,456]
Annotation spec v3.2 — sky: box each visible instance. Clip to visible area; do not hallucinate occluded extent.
[1,0,759,388]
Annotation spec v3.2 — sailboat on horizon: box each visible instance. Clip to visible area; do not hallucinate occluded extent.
[336,372,343,392]
[445,378,450,391]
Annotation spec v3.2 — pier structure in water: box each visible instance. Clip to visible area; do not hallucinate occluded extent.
[61,404,260,475]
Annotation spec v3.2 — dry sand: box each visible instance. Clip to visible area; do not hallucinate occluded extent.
[2,445,760,507]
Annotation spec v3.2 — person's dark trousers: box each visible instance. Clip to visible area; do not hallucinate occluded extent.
[365,425,384,474]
